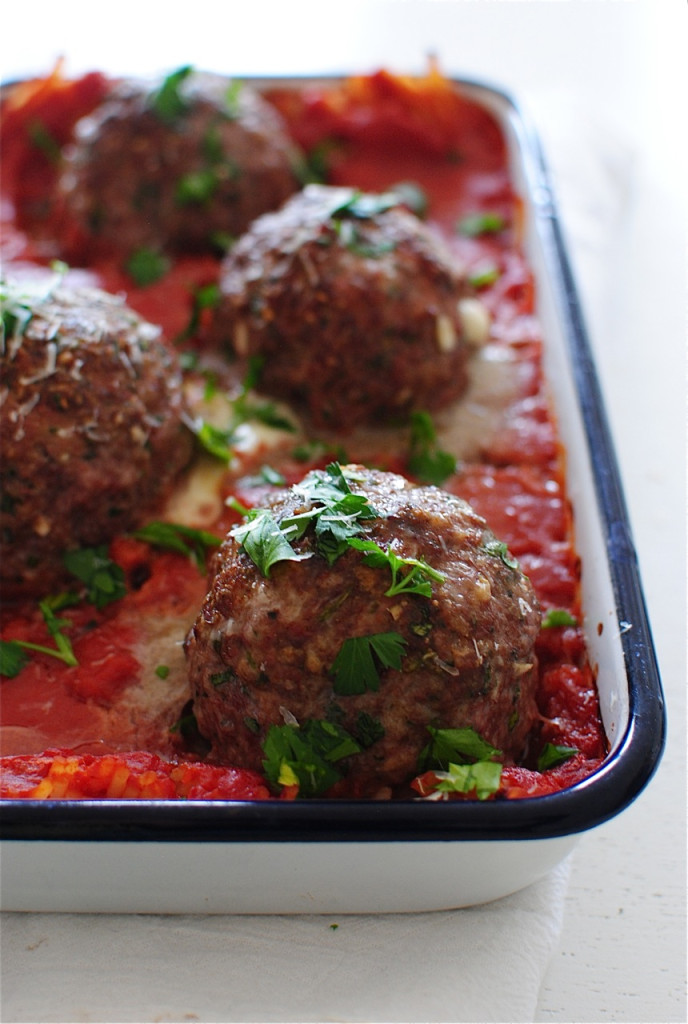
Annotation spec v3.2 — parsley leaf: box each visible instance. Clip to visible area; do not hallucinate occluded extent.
[262,718,361,797]
[62,546,127,610]
[417,726,504,800]
[419,726,501,772]
[331,632,407,695]
[432,760,503,800]
[541,609,578,629]
[133,521,223,572]
[230,508,310,577]
[348,538,445,597]
[150,65,193,122]
[0,593,80,676]
[481,536,519,571]
[537,742,579,772]
[125,247,171,287]
[457,211,506,237]
[0,641,31,678]
[407,411,457,486]
[468,263,501,289]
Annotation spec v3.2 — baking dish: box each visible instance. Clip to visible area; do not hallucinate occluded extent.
[0,74,665,913]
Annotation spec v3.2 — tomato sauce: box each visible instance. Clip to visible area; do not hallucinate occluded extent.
[0,64,607,800]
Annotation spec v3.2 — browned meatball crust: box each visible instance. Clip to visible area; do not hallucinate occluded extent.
[58,68,301,260]
[209,185,474,430]
[0,278,193,598]
[185,464,541,796]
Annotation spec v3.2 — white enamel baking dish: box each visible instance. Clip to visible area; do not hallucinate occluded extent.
[0,76,665,913]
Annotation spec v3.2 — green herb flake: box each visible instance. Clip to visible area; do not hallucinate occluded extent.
[541,609,578,629]
[133,521,222,572]
[348,538,445,598]
[230,508,309,578]
[155,664,170,679]
[150,65,193,122]
[432,760,503,800]
[1,592,81,675]
[62,546,127,609]
[331,632,407,696]
[28,118,62,164]
[537,742,579,772]
[407,410,457,486]
[125,247,171,287]
[419,725,502,772]
[176,168,218,206]
[354,711,385,749]
[188,418,236,462]
[468,263,501,289]
[0,641,31,678]
[481,537,520,571]
[262,718,361,797]
[224,79,243,119]
[457,211,506,237]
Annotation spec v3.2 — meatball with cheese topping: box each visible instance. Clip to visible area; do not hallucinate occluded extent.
[58,68,301,261]
[0,277,193,599]
[209,184,480,430]
[185,464,541,797]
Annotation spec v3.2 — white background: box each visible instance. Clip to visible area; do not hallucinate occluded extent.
[1,1,686,1021]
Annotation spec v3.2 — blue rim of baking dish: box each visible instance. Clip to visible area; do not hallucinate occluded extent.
[0,75,666,844]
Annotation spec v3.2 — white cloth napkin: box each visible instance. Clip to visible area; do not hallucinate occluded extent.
[0,856,570,1024]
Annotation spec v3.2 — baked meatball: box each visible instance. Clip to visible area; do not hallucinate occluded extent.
[58,68,301,260]
[0,277,193,598]
[185,464,541,797]
[209,184,475,430]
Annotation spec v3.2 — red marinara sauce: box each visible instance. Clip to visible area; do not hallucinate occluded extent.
[0,63,607,800]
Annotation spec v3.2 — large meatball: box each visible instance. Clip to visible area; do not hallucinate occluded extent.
[0,277,193,598]
[185,464,541,797]
[58,68,301,260]
[209,184,477,430]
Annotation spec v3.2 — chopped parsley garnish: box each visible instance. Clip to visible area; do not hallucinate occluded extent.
[468,263,501,289]
[331,631,407,696]
[292,439,348,464]
[419,726,501,771]
[457,211,506,237]
[150,65,193,122]
[354,711,385,748]
[174,282,220,345]
[431,760,503,800]
[537,742,579,772]
[187,359,297,463]
[348,538,445,597]
[541,608,578,629]
[1,263,68,350]
[155,664,170,679]
[262,718,361,797]
[62,546,127,609]
[230,507,309,577]
[232,462,376,572]
[193,420,236,462]
[133,521,223,572]
[388,180,429,218]
[176,168,218,205]
[125,247,171,287]
[223,79,243,119]
[288,463,378,565]
[481,537,519,571]
[28,118,62,164]
[417,726,503,800]
[294,139,338,185]
[407,410,457,485]
[0,641,31,678]
[0,593,80,677]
